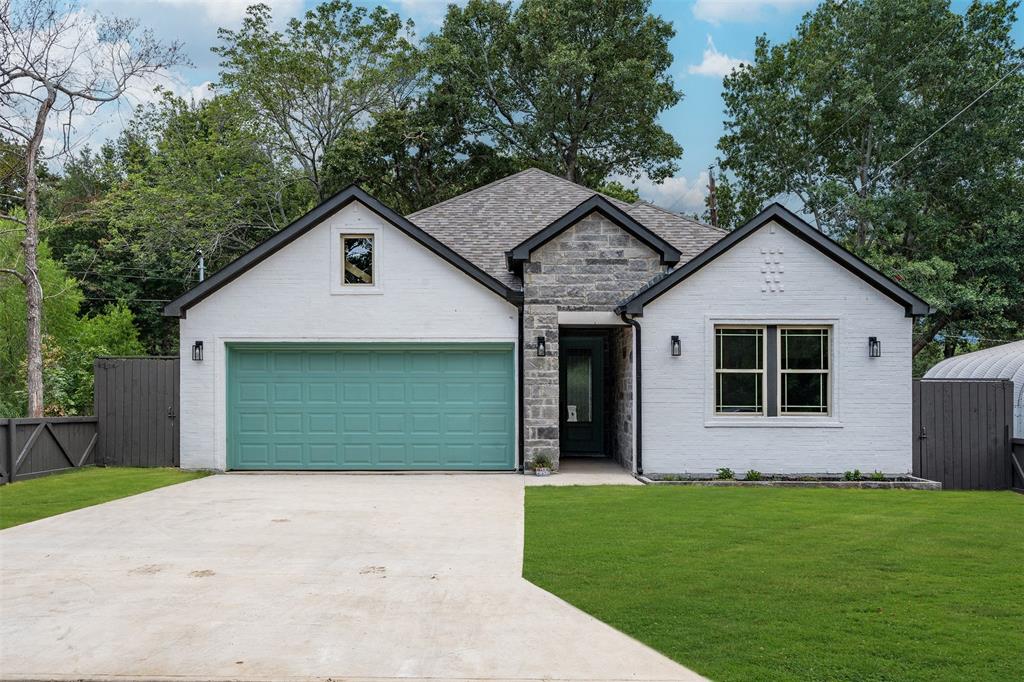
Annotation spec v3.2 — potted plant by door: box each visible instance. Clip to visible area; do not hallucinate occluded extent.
[532,454,553,476]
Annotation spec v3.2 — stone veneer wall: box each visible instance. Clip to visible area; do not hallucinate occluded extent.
[609,326,634,470]
[522,212,666,468]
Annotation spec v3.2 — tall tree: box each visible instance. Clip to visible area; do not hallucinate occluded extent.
[213,1,419,200]
[50,92,311,354]
[0,0,182,416]
[427,0,682,186]
[716,0,1024,357]
[321,87,522,214]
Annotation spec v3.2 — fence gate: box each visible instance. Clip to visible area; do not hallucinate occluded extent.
[913,379,1014,490]
[94,357,180,467]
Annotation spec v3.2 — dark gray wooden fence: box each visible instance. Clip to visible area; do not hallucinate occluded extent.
[1012,439,1024,491]
[94,357,180,467]
[913,379,1014,490]
[1,417,99,483]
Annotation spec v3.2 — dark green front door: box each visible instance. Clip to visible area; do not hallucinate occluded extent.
[227,343,515,470]
[559,335,605,455]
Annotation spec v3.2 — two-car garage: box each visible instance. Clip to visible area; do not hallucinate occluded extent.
[227,344,515,471]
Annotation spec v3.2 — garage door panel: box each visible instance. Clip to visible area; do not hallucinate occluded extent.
[273,383,302,403]
[308,383,336,402]
[228,344,514,470]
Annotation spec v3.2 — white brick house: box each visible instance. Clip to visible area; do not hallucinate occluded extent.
[164,168,931,475]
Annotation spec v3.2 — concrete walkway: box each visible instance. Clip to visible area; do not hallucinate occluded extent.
[0,474,701,682]
[525,457,642,486]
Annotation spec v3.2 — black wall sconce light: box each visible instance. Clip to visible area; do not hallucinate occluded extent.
[536,336,546,357]
[868,336,881,358]
[191,340,204,361]
[671,335,681,357]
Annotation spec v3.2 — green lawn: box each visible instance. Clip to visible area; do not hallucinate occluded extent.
[524,486,1024,682]
[0,467,209,529]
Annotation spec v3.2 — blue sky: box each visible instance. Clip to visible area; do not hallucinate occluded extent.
[80,0,1023,213]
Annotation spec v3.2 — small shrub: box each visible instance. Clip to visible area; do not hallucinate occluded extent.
[843,470,863,481]
[870,470,886,481]
[745,469,763,481]
[532,454,553,469]
[716,467,735,480]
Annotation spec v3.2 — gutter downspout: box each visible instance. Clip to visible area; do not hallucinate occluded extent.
[518,303,525,473]
[620,312,642,476]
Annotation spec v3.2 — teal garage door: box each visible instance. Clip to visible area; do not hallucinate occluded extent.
[227,344,515,470]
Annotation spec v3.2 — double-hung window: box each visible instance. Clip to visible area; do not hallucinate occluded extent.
[779,327,830,415]
[715,327,765,414]
[714,325,831,417]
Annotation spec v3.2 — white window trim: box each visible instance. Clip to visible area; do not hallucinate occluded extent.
[704,315,842,428]
[330,225,383,295]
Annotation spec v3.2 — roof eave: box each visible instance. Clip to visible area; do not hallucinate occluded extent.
[163,185,520,318]
[620,203,933,319]
[506,195,681,269]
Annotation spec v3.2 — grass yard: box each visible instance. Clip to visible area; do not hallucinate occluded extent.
[0,467,209,529]
[524,486,1024,682]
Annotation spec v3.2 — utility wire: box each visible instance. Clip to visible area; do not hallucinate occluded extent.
[814,60,1023,227]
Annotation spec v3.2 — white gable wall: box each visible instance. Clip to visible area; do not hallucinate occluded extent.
[178,200,519,470]
[639,220,913,475]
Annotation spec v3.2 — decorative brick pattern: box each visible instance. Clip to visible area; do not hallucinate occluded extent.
[522,213,668,468]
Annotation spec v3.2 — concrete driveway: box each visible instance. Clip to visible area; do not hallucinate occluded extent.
[0,474,703,682]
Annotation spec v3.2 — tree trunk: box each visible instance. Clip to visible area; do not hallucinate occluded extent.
[912,313,950,357]
[22,87,56,417]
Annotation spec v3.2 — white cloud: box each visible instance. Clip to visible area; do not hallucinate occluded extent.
[692,0,815,25]
[151,0,303,27]
[688,36,746,77]
[617,172,710,216]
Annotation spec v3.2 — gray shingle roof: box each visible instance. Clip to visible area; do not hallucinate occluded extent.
[407,167,726,289]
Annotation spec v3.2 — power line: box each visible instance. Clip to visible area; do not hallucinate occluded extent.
[814,60,1023,227]
[805,18,961,161]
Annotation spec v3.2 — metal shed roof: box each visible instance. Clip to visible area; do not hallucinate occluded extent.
[924,340,1024,436]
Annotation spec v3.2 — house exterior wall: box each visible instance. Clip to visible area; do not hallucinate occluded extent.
[609,326,635,470]
[639,220,913,475]
[178,200,519,471]
[522,212,666,467]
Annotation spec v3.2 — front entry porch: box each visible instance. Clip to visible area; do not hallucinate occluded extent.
[543,326,636,471]
[525,456,642,485]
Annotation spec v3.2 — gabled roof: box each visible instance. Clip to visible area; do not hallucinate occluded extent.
[163,185,521,318]
[409,167,724,289]
[506,195,682,269]
[617,203,933,318]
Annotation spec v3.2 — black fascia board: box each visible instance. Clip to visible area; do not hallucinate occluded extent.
[616,203,933,318]
[163,185,520,317]
[507,195,682,268]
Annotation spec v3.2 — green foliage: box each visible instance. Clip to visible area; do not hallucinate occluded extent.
[532,453,553,469]
[744,469,762,481]
[214,0,419,199]
[322,96,523,214]
[716,0,1024,355]
[1,223,143,416]
[843,469,863,481]
[426,0,682,185]
[715,467,735,480]
[525,486,1024,681]
[594,180,641,204]
[870,470,886,481]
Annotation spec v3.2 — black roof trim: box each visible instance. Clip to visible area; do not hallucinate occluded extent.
[616,203,933,318]
[163,185,521,318]
[507,194,682,268]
